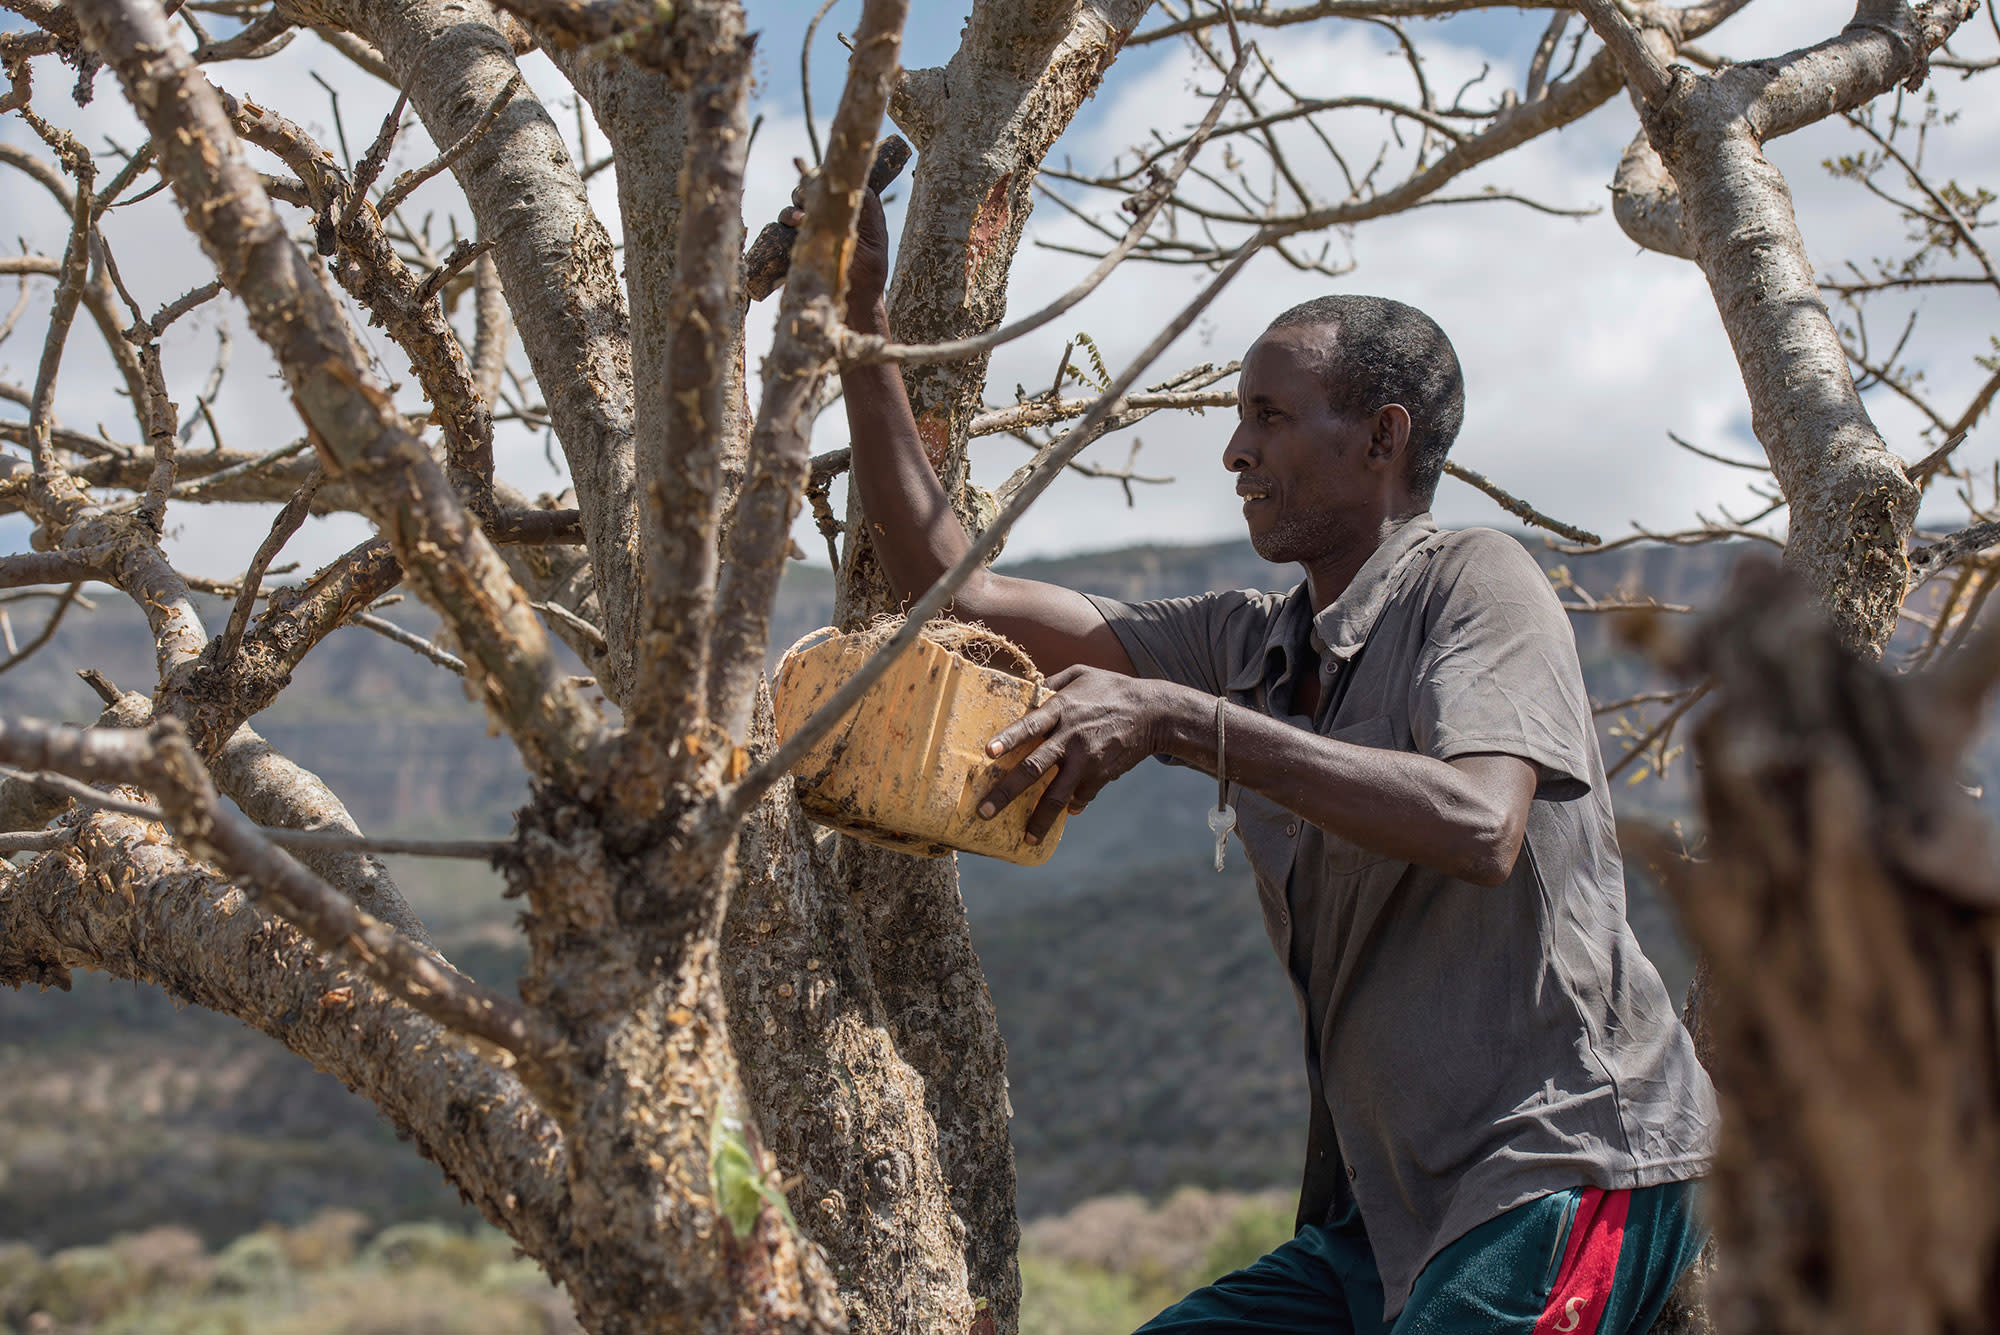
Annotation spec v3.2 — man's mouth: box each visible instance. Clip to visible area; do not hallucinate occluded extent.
[1236,479,1275,502]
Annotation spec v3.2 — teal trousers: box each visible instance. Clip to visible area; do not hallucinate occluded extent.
[1136,1180,1704,1335]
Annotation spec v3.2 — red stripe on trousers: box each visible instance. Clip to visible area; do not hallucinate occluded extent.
[1531,1187,1630,1335]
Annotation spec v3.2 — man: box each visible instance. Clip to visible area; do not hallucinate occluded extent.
[817,186,1717,1334]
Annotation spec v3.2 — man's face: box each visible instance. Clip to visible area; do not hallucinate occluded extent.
[1225,327,1376,566]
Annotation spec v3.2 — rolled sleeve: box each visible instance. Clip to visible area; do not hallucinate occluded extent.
[1408,533,1596,800]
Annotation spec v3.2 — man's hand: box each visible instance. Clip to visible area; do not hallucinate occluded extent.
[978,667,1179,844]
[780,181,889,329]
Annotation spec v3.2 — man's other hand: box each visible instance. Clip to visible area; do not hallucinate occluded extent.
[779,181,889,328]
[978,667,1169,844]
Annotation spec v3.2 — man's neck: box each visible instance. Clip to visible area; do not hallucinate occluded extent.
[1300,509,1420,614]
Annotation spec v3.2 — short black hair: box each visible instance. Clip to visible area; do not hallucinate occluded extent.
[1264,295,1465,505]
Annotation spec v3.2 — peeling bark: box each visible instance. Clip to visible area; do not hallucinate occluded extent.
[725,716,975,1332]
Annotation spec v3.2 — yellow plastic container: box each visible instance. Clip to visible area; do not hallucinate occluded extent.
[771,625,1068,865]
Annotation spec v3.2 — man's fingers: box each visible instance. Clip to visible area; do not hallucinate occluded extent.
[986,700,1059,759]
[979,738,1061,820]
[1024,757,1085,844]
[1068,776,1106,814]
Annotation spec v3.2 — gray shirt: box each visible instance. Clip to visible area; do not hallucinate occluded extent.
[1084,514,1716,1318]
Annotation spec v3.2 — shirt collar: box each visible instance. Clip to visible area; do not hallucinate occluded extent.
[1227,512,1438,693]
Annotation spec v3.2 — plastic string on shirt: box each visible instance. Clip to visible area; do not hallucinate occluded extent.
[1209,696,1236,872]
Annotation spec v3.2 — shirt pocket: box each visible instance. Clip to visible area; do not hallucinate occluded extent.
[1315,715,1398,875]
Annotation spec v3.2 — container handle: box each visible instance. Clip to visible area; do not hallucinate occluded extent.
[777,625,841,665]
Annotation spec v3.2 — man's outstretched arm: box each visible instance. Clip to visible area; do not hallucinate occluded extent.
[825,190,1134,677]
[978,664,1538,880]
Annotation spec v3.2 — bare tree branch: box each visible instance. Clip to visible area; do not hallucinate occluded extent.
[74,0,604,786]
[626,0,751,760]
[1131,0,1566,46]
[0,714,556,1069]
[0,807,577,1273]
[841,39,1248,370]
[700,0,910,754]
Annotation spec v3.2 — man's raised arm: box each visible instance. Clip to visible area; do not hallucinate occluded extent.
[825,190,1134,677]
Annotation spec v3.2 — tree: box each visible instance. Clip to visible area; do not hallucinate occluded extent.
[0,0,1990,1331]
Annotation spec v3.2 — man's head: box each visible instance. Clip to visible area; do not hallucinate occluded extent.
[1226,295,1464,566]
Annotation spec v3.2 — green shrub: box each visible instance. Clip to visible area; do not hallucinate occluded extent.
[1019,1254,1155,1335]
[12,1244,137,1323]
[1195,1194,1295,1284]
[360,1221,492,1280]
[209,1230,293,1296]
[277,1209,370,1272]
[0,1241,40,1315]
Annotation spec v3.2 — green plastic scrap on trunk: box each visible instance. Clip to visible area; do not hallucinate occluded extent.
[709,1108,797,1240]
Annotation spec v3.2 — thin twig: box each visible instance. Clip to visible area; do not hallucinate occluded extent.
[530,599,607,653]
[0,760,509,860]
[0,581,80,675]
[1593,688,1697,715]
[349,611,467,674]
[1442,461,1600,545]
[800,0,841,164]
[28,133,94,476]
[841,38,1252,370]
[377,74,522,218]
[1668,430,1769,472]
[134,343,179,532]
[1907,429,1970,486]
[133,279,221,340]
[345,86,410,229]
[413,237,494,307]
[218,466,324,662]
[1606,683,1710,780]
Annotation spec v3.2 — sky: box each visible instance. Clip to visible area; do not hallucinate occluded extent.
[1,1,1997,585]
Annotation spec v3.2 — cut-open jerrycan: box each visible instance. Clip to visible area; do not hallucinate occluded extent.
[770,624,1069,865]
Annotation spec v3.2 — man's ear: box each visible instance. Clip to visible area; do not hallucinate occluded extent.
[1367,404,1413,467]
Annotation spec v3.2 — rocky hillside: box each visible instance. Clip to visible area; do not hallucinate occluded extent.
[0,530,1757,1251]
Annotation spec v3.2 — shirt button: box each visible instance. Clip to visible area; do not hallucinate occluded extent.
[1286,822,1300,838]
[1346,1164,1358,1182]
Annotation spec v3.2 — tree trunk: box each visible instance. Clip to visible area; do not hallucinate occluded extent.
[1630,561,2000,1334]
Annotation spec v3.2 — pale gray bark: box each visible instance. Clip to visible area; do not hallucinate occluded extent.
[559,51,689,717]
[278,0,640,691]
[211,723,432,946]
[1586,0,1980,652]
[1612,128,1695,260]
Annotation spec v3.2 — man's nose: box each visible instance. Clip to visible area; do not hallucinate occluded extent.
[1223,424,1255,473]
